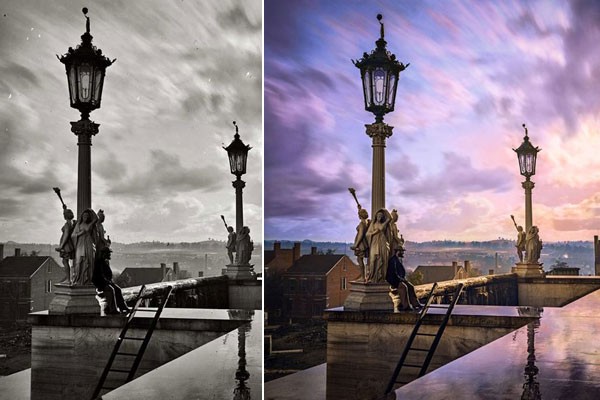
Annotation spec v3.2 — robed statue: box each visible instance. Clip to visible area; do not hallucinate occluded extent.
[365,208,394,283]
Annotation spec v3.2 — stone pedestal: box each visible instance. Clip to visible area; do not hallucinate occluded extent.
[223,263,255,280]
[343,281,393,311]
[48,284,100,315]
[514,262,545,278]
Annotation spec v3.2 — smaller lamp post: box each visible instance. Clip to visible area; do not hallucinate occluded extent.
[513,124,541,233]
[353,14,408,216]
[58,7,115,218]
[223,121,251,236]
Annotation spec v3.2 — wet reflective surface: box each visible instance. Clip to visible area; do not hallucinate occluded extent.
[103,310,261,400]
[396,289,600,399]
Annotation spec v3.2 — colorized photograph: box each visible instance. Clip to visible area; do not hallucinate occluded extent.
[0,1,262,399]
[264,1,600,399]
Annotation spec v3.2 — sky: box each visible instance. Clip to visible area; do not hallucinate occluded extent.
[0,0,262,244]
[265,0,600,243]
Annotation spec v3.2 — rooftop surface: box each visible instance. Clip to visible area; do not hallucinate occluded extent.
[102,311,262,399]
[265,288,600,400]
[0,256,53,278]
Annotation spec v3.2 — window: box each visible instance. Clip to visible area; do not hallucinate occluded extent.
[289,278,296,292]
[47,280,52,293]
[47,262,52,273]
[299,278,307,291]
[341,277,347,290]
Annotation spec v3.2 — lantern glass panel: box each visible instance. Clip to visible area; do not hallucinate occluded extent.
[519,153,527,175]
[525,153,535,175]
[93,69,103,106]
[78,64,92,102]
[362,71,371,108]
[387,74,396,108]
[373,68,387,106]
[68,65,77,104]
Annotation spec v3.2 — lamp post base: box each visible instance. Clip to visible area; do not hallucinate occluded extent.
[343,281,393,311]
[223,264,255,280]
[513,262,545,278]
[48,284,100,315]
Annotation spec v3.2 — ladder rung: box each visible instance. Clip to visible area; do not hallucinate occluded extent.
[396,381,409,384]
[116,352,137,356]
[428,305,449,308]
[109,368,131,373]
[102,386,117,390]
[123,336,145,341]
[409,347,429,352]
[416,333,436,336]
[403,363,423,368]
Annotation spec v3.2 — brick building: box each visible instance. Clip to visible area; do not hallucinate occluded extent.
[282,248,361,319]
[413,260,473,284]
[264,241,302,276]
[0,247,64,323]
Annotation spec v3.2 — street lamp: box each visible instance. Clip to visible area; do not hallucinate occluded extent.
[513,124,541,232]
[58,7,114,217]
[223,121,251,235]
[353,14,408,216]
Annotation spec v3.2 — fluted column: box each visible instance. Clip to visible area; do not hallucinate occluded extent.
[71,116,99,218]
[522,179,535,233]
[233,178,245,235]
[366,122,393,217]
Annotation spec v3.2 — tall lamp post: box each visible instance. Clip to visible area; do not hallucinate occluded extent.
[223,121,251,236]
[58,7,114,217]
[353,14,408,217]
[514,124,540,234]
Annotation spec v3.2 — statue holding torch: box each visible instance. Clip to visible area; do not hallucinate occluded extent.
[221,215,236,265]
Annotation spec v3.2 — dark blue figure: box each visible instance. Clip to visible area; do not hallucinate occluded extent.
[387,249,422,312]
[93,247,129,315]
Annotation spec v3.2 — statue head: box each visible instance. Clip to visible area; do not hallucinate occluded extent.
[391,209,398,222]
[227,226,234,233]
[81,210,92,223]
[517,226,523,232]
[358,208,368,220]
[375,210,385,222]
[63,208,74,221]
[98,209,105,223]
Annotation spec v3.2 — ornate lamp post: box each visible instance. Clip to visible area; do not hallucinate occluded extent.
[223,121,251,235]
[514,124,540,233]
[353,14,408,217]
[58,7,114,217]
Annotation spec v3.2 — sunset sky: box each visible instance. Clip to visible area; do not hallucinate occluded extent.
[0,0,262,244]
[265,0,600,243]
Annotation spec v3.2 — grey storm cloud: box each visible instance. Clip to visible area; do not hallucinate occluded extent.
[109,149,224,197]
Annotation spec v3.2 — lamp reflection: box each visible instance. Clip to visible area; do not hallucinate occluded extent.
[228,310,254,400]
[517,307,542,400]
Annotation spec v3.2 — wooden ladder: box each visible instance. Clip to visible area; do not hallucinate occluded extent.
[91,285,174,399]
[384,282,465,395]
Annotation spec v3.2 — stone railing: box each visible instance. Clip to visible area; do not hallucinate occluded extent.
[121,276,230,308]
[414,273,519,306]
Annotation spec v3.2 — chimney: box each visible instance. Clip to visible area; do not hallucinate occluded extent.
[452,261,458,275]
[0,243,3,261]
[15,248,21,257]
[489,269,495,275]
[293,242,301,261]
[274,241,281,251]
[198,271,204,278]
[595,235,600,276]
[464,260,471,274]
[311,246,318,255]
[160,263,167,280]
[173,262,180,279]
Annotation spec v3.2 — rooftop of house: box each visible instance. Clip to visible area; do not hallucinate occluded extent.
[0,256,54,278]
[264,250,276,265]
[414,264,464,283]
[285,254,348,276]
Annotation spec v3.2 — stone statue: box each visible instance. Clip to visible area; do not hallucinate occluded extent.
[95,209,111,252]
[365,208,393,283]
[511,215,526,262]
[390,209,403,254]
[221,215,237,265]
[525,226,542,264]
[52,187,74,284]
[235,226,253,265]
[55,207,75,285]
[71,208,98,285]
[350,207,370,281]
